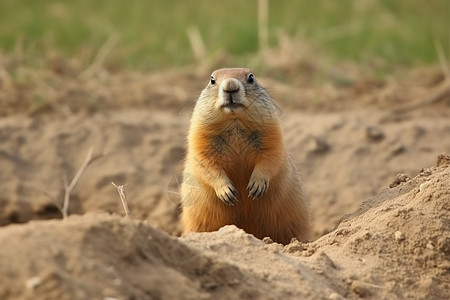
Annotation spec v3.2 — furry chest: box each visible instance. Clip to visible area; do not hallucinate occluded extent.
[210,125,262,162]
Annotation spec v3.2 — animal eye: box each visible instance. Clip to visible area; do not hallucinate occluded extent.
[210,75,216,85]
[247,73,255,84]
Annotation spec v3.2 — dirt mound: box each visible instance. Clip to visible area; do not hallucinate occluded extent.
[0,214,264,300]
[1,107,449,238]
[0,157,448,299]
[1,59,449,298]
[1,58,450,240]
[0,110,189,234]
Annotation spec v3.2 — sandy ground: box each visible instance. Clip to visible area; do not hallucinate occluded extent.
[0,60,449,299]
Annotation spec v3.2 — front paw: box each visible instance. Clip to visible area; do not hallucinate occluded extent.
[247,172,269,200]
[215,183,238,206]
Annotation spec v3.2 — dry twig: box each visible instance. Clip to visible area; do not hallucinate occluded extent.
[111,182,132,217]
[62,147,102,219]
[391,80,450,114]
[388,39,450,115]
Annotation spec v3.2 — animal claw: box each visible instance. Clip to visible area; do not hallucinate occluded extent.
[247,175,269,200]
[217,184,238,206]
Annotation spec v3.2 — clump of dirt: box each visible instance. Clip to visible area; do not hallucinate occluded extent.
[0,157,448,299]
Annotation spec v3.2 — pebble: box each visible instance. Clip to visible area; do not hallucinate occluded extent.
[351,280,372,297]
[262,237,274,244]
[389,173,411,188]
[419,181,431,192]
[26,277,42,290]
[366,126,385,142]
[394,231,405,241]
[306,136,330,154]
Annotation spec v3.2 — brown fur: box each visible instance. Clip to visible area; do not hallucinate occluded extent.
[181,68,309,244]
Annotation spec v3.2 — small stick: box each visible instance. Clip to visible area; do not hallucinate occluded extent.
[62,147,102,219]
[111,182,131,217]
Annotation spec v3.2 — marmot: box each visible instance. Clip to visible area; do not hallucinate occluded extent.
[181,68,309,244]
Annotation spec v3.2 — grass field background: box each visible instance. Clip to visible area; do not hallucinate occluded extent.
[0,0,448,70]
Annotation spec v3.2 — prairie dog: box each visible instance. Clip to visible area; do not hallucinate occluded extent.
[181,68,309,244]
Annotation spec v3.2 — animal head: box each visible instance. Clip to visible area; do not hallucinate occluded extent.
[193,68,280,125]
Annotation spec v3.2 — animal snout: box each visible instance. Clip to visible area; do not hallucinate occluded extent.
[221,78,240,93]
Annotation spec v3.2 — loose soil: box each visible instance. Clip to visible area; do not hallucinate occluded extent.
[0,58,449,299]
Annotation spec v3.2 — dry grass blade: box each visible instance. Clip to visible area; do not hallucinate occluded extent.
[390,80,450,115]
[434,39,450,80]
[258,0,269,53]
[62,147,103,219]
[111,182,132,217]
[389,40,450,115]
[80,34,120,79]
[187,26,206,61]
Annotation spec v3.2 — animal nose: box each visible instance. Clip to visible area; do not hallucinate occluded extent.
[221,78,240,93]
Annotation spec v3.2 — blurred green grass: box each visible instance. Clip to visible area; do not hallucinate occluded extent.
[0,0,448,70]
